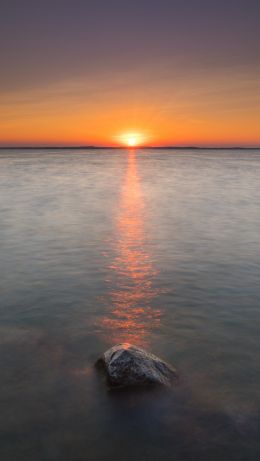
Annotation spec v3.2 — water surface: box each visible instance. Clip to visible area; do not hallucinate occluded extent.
[0,148,260,460]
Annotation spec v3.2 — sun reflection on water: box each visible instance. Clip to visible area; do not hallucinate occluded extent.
[101,151,162,346]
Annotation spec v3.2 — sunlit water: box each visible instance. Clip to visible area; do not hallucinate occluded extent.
[0,148,260,460]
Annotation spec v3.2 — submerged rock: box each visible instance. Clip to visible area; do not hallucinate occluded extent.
[97,343,178,388]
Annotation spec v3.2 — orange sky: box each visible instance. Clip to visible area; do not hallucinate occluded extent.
[1,68,260,147]
[1,66,260,147]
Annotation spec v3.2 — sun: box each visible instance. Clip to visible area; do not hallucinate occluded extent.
[127,136,138,147]
[117,132,145,148]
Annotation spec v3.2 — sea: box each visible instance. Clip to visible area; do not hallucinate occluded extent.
[0,148,259,460]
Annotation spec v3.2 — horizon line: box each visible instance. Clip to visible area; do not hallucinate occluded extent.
[0,145,260,150]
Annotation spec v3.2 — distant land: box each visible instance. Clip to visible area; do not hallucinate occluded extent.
[0,146,260,150]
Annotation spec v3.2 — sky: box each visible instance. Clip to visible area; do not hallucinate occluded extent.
[0,0,260,147]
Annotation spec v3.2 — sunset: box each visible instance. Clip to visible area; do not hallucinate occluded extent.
[1,0,260,147]
[0,1,260,461]
[118,132,148,147]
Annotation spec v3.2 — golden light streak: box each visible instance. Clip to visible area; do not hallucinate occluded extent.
[99,151,162,346]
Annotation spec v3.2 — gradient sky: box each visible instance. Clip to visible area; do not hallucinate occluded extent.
[1,0,260,146]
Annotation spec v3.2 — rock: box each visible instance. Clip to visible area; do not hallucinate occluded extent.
[97,343,178,388]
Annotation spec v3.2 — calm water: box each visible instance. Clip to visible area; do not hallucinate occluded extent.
[0,148,260,460]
